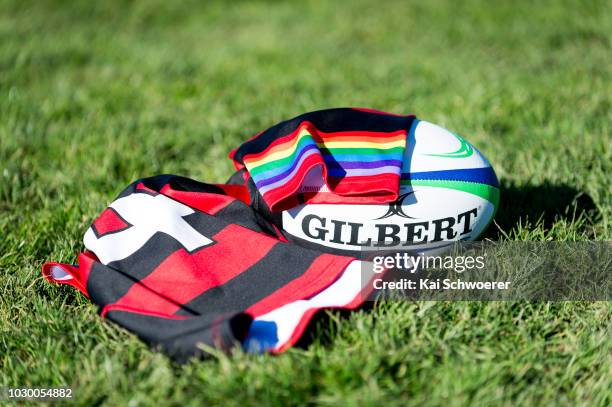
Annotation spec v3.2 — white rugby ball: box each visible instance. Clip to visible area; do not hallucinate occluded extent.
[280,119,499,253]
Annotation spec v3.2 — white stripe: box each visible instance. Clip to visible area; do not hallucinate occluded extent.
[250,260,374,351]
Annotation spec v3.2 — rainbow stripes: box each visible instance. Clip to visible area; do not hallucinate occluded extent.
[232,108,415,211]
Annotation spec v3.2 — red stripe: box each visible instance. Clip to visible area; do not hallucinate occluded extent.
[299,191,395,205]
[111,225,277,315]
[246,254,353,317]
[136,182,158,194]
[213,184,251,205]
[309,129,406,143]
[242,122,313,162]
[328,173,400,198]
[161,186,236,215]
[261,153,326,212]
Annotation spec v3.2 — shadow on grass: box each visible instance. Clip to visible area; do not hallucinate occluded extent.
[484,182,599,239]
[293,307,375,350]
[295,182,600,350]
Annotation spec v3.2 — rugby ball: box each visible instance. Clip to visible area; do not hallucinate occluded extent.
[279,119,499,253]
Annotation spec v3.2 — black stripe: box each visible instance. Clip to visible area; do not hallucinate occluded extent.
[175,243,321,316]
[214,199,279,237]
[214,200,262,231]
[107,310,251,362]
[182,210,234,239]
[167,176,227,195]
[116,175,229,199]
[225,169,248,185]
[233,108,415,161]
[87,234,185,306]
[87,262,136,308]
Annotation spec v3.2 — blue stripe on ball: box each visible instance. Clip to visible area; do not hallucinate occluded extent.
[401,167,499,188]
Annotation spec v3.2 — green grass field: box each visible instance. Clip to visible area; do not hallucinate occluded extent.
[1,0,611,405]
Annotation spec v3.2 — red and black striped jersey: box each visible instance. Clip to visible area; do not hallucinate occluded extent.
[43,175,374,362]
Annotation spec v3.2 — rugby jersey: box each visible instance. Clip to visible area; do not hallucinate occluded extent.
[42,175,376,361]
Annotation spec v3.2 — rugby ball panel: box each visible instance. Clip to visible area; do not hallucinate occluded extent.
[405,120,493,173]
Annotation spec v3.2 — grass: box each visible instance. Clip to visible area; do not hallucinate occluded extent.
[1,0,610,405]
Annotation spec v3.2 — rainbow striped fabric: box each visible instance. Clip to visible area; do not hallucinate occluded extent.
[231,108,415,211]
